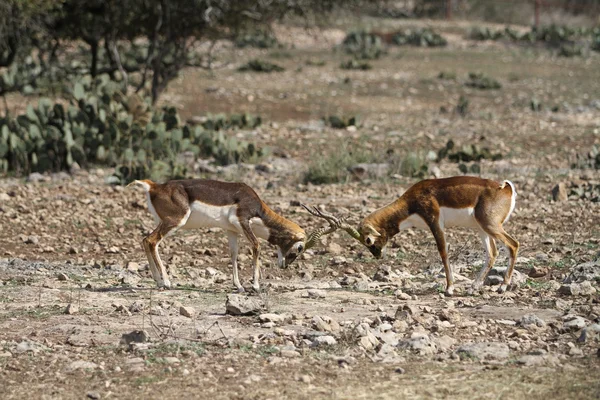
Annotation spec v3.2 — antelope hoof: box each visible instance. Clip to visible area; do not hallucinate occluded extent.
[497,284,508,294]
[468,282,483,296]
[444,286,454,297]
[251,283,261,293]
[157,279,171,289]
[235,286,245,293]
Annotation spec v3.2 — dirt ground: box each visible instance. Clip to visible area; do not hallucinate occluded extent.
[1,18,600,399]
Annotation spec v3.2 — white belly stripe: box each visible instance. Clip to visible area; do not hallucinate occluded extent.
[439,207,479,229]
[182,202,239,231]
[399,207,480,231]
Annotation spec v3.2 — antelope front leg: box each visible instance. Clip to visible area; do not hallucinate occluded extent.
[227,231,244,293]
[142,223,178,289]
[241,223,261,293]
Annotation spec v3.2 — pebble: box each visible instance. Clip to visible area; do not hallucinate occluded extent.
[311,335,337,347]
[180,306,196,318]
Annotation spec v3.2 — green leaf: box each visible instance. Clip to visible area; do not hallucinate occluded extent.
[96,145,106,161]
[26,105,39,123]
[124,148,134,162]
[73,82,85,101]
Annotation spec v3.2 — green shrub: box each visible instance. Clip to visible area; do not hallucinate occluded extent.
[0,74,264,182]
[238,59,284,73]
[234,30,278,49]
[571,145,600,170]
[324,115,360,129]
[437,139,502,163]
[465,72,501,90]
[558,44,583,57]
[388,151,429,178]
[303,144,373,185]
[456,95,469,116]
[437,71,456,80]
[341,31,385,60]
[392,28,447,47]
[340,59,372,70]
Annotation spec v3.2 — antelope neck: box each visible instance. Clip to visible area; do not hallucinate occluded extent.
[366,199,409,237]
[260,202,305,246]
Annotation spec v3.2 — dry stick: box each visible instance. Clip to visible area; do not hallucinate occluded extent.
[37,283,42,308]
[78,284,82,309]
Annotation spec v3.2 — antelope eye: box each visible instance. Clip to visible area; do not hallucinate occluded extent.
[365,237,373,245]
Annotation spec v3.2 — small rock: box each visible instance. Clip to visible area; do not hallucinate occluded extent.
[25,235,39,245]
[65,303,79,315]
[120,330,149,345]
[395,367,406,374]
[559,282,597,296]
[578,323,600,343]
[163,357,181,364]
[304,289,327,299]
[519,314,546,329]
[528,266,548,278]
[259,313,289,324]
[225,294,264,316]
[87,392,101,400]
[280,350,301,358]
[180,306,195,318]
[568,346,583,356]
[65,360,98,373]
[56,272,69,281]
[311,335,337,347]
[126,262,140,272]
[398,334,437,356]
[552,183,568,202]
[456,342,510,361]
[15,341,44,354]
[27,172,45,183]
[563,316,587,331]
[105,246,120,254]
[129,301,144,313]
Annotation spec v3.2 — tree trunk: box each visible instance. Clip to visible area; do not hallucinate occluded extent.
[90,40,98,77]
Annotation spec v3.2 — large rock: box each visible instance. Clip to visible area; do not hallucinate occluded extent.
[65,360,99,373]
[518,314,546,329]
[562,315,587,331]
[559,282,597,296]
[578,323,600,343]
[456,342,510,361]
[311,335,337,347]
[564,261,600,284]
[225,294,264,316]
[398,333,437,356]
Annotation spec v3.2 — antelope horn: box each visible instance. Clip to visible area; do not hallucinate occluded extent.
[300,203,362,248]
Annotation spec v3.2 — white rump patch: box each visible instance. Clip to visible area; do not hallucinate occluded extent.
[502,180,517,223]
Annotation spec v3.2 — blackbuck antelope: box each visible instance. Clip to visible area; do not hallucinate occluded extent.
[128,179,338,291]
[325,176,519,296]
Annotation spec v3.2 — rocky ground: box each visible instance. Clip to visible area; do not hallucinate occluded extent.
[1,18,600,400]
